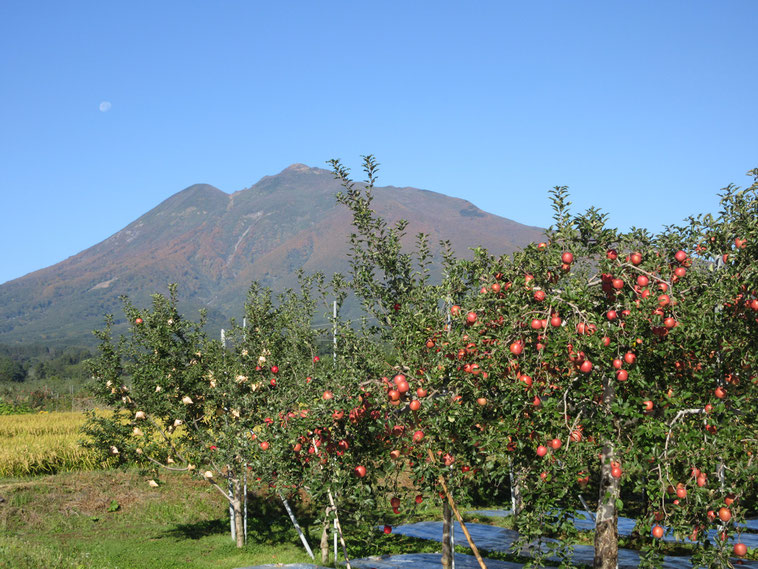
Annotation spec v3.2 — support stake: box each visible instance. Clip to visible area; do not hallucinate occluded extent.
[429,449,487,569]
[327,491,352,569]
[279,491,314,559]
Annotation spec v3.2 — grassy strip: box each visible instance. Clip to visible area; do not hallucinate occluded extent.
[0,469,319,569]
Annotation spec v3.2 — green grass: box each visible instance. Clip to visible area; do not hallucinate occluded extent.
[0,470,321,569]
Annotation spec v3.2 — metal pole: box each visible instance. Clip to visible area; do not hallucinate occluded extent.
[244,465,248,543]
[279,491,315,559]
[578,494,595,522]
[450,465,455,569]
[333,515,338,564]
[229,482,236,541]
[332,300,337,361]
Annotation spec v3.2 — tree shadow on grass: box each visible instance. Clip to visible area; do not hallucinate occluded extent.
[165,518,228,540]
[161,494,316,545]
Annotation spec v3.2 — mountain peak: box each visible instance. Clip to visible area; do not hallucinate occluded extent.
[0,168,545,345]
[283,163,313,173]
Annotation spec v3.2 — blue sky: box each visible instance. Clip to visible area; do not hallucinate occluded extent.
[1,1,756,285]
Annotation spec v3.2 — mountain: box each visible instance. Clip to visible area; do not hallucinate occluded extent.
[0,164,544,346]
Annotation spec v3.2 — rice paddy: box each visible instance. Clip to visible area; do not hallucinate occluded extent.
[0,411,104,477]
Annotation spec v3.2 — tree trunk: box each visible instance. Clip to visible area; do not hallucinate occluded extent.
[442,501,453,569]
[510,467,523,519]
[320,510,330,564]
[594,374,620,569]
[232,479,245,548]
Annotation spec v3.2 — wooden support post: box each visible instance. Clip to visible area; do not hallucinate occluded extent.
[428,449,487,569]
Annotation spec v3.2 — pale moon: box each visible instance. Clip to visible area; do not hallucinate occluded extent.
[99,101,112,112]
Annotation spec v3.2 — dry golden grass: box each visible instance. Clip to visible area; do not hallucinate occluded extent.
[0,411,103,477]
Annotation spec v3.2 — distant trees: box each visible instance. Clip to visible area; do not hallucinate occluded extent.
[0,344,93,383]
[0,355,25,382]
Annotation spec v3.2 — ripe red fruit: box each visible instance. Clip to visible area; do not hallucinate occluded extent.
[271,366,279,374]
[259,441,269,451]
[718,507,731,522]
[509,341,524,356]
[415,494,423,504]
[550,438,562,450]
[322,391,334,400]
[652,525,664,539]
[715,387,726,399]
[734,543,747,557]
[550,315,562,327]
[388,390,400,401]
[534,290,546,302]
[664,317,677,329]
[313,356,320,363]
[536,445,548,457]
[135,317,143,324]
[412,430,424,442]
[676,487,687,499]
[675,250,687,263]
[383,525,392,534]
[530,318,543,330]
[354,465,367,478]
[658,294,670,307]
[396,381,410,394]
[674,266,687,277]
[409,400,421,411]
[580,360,593,373]
[636,275,650,287]
[612,358,623,369]
[643,400,653,411]
[450,305,461,316]
[416,387,428,398]
[606,249,618,260]
[612,278,624,290]
[293,443,302,452]
[466,311,478,324]
[476,397,487,406]
[624,352,637,365]
[616,370,629,381]
[561,251,574,264]
[630,252,643,265]
[520,374,533,388]
[607,310,617,321]
[611,466,623,478]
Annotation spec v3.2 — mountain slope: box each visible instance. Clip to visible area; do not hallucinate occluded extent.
[0,164,544,345]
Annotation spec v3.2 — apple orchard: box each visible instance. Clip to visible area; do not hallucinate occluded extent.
[85,160,758,569]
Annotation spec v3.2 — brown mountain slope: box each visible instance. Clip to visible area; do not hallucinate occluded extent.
[0,164,544,345]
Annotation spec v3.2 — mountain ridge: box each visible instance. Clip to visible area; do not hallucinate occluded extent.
[0,164,545,345]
